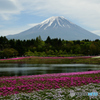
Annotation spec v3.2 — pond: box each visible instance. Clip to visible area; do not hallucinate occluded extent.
[0,63,100,76]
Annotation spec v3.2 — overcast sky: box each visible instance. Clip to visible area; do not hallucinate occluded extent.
[0,0,100,36]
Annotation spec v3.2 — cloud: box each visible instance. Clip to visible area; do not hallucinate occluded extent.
[28,23,39,27]
[0,0,22,20]
[0,14,12,20]
[1,0,100,36]
[0,25,3,28]
[1,0,100,27]
[91,30,100,36]
[19,0,100,30]
[0,26,30,36]
[0,0,19,13]
[19,0,100,16]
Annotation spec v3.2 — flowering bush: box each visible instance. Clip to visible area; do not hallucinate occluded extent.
[0,70,100,96]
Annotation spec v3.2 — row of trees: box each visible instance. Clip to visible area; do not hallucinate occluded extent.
[0,36,100,58]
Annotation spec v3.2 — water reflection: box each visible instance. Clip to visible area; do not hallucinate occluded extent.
[0,64,100,76]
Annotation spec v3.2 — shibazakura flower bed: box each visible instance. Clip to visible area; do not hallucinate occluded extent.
[1,56,99,64]
[1,83,100,100]
[0,70,100,96]
[0,57,34,61]
[0,56,93,61]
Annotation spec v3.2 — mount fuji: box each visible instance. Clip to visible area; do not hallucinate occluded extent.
[7,16,100,40]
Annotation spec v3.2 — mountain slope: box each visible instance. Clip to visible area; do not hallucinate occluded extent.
[6,16,100,40]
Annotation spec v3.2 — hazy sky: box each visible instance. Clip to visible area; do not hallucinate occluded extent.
[0,0,100,36]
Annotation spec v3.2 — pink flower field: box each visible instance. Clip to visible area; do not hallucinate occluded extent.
[0,70,100,96]
[0,56,33,61]
[0,56,93,61]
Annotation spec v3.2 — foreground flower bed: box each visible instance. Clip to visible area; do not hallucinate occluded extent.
[0,70,100,97]
[0,83,100,100]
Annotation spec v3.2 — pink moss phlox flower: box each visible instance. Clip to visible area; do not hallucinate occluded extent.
[0,70,100,96]
[0,56,33,61]
[1,70,100,80]
[0,56,94,61]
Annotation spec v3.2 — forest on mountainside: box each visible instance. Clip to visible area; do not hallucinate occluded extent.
[0,36,100,58]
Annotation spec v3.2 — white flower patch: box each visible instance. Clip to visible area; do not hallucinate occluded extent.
[0,83,100,100]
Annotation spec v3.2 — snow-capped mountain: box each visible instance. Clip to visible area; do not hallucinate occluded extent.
[7,16,100,40]
[38,16,73,30]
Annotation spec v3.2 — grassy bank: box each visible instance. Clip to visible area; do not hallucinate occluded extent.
[0,56,100,64]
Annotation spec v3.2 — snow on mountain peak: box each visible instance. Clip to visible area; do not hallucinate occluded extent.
[38,16,72,30]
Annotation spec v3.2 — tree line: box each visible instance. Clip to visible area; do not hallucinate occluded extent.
[0,36,100,58]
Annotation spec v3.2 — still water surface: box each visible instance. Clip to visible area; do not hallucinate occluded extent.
[0,63,100,76]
